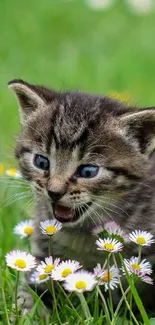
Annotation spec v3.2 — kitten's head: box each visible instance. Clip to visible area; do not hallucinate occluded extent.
[9,79,155,226]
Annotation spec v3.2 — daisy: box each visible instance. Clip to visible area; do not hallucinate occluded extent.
[92,225,104,235]
[93,263,104,280]
[125,267,153,285]
[30,271,50,283]
[97,265,120,291]
[51,260,81,281]
[37,256,60,275]
[85,0,115,11]
[5,250,36,272]
[5,168,22,178]
[123,257,152,276]
[104,221,126,239]
[14,220,34,238]
[96,237,123,253]
[40,219,62,236]
[129,230,154,246]
[64,270,97,293]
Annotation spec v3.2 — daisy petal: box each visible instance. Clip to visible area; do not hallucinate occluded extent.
[5,250,36,272]
[64,270,97,293]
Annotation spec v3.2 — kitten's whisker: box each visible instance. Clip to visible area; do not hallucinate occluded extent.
[89,193,130,209]
[1,192,32,210]
[19,197,34,216]
[89,201,113,221]
[89,195,131,217]
[84,202,103,226]
[83,203,99,225]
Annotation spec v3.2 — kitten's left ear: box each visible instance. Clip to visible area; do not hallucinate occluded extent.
[120,109,155,156]
[8,79,46,124]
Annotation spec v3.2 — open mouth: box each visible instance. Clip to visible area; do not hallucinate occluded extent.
[52,203,92,223]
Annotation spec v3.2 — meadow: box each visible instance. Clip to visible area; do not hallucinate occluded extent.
[1,0,155,324]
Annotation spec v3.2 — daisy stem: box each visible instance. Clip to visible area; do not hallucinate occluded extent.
[111,286,130,325]
[57,282,83,321]
[51,279,62,325]
[138,245,142,263]
[113,255,139,325]
[27,237,31,254]
[97,286,111,325]
[48,236,52,257]
[15,271,20,325]
[1,272,11,325]
[107,253,114,318]
[77,292,91,320]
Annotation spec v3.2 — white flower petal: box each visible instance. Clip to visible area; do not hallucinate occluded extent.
[64,270,97,293]
[37,256,60,274]
[51,260,81,281]
[96,237,123,252]
[5,250,36,272]
[30,271,50,283]
[129,230,154,246]
[40,219,62,235]
[14,220,34,238]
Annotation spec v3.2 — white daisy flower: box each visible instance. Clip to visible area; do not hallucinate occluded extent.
[14,220,34,238]
[141,274,153,285]
[5,250,36,272]
[92,225,104,235]
[125,0,153,15]
[85,0,115,10]
[37,256,60,275]
[96,237,123,253]
[64,270,97,293]
[97,265,120,291]
[51,260,81,281]
[40,219,62,236]
[124,267,153,285]
[123,257,152,276]
[5,168,22,178]
[129,230,154,246]
[104,221,126,239]
[30,271,50,283]
[93,263,104,279]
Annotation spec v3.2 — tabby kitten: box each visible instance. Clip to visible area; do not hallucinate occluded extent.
[9,79,155,310]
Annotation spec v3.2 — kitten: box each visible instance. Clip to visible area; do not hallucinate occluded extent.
[9,79,155,311]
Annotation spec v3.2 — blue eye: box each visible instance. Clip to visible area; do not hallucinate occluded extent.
[78,165,99,178]
[34,154,50,171]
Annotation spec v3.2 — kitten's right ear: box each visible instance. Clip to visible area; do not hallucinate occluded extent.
[8,79,45,124]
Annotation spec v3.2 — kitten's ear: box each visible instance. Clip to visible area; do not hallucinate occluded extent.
[120,109,155,156]
[8,79,45,124]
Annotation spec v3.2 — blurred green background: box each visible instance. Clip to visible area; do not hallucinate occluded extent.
[1,0,155,163]
[1,1,155,316]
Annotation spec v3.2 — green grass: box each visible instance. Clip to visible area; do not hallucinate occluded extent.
[1,0,155,324]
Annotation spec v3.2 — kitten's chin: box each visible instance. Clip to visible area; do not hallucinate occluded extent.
[53,203,92,223]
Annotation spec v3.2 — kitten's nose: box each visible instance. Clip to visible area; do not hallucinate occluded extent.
[48,190,65,202]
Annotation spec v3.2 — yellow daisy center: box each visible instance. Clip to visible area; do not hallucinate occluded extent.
[14,259,26,269]
[24,226,33,235]
[136,237,146,245]
[45,225,57,234]
[0,163,4,175]
[101,271,113,283]
[39,274,48,280]
[7,168,17,176]
[75,280,87,289]
[131,263,141,271]
[61,268,72,278]
[45,264,55,273]
[104,243,114,251]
